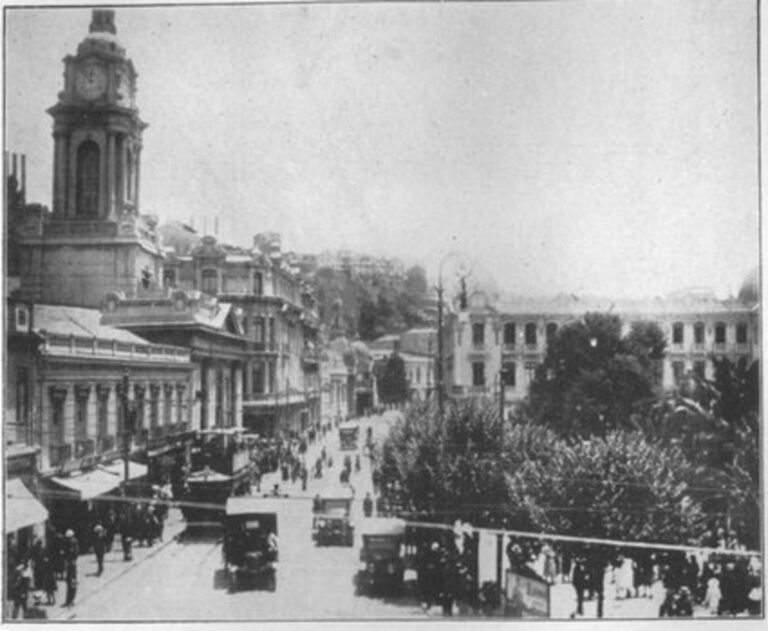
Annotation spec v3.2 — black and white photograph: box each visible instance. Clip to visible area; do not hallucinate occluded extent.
[2,0,763,623]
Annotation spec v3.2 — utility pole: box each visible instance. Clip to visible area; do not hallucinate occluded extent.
[436,281,444,425]
[120,367,134,561]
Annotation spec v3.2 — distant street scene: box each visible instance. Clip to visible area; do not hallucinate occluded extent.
[4,3,761,624]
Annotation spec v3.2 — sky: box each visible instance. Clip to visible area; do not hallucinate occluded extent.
[3,0,760,299]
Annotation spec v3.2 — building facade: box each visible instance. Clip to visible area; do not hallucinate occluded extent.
[445,287,759,410]
[162,234,321,438]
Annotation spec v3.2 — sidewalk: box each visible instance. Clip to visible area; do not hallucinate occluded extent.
[43,508,187,621]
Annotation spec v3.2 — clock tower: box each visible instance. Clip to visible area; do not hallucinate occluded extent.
[18,10,163,308]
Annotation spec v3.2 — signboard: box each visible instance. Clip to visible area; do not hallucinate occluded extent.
[504,569,550,618]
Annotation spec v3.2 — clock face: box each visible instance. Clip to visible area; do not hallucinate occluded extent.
[75,62,107,100]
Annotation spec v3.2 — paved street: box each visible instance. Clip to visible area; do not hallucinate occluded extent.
[29,411,728,622]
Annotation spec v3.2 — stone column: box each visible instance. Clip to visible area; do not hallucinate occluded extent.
[233,363,243,429]
[106,132,116,219]
[53,134,67,215]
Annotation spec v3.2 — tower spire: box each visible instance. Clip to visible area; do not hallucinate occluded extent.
[89,9,116,35]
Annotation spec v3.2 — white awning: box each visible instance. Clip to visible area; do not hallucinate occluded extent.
[48,468,121,501]
[5,478,49,533]
[98,459,147,480]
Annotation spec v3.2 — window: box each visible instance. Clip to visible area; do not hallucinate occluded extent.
[693,322,705,345]
[736,323,748,344]
[176,384,187,426]
[472,362,486,387]
[714,323,726,344]
[96,386,109,438]
[546,323,558,343]
[253,317,265,343]
[525,323,537,346]
[134,385,145,432]
[16,368,29,427]
[252,364,265,395]
[76,140,100,217]
[503,322,516,346]
[672,322,684,345]
[416,367,421,384]
[253,272,263,296]
[502,362,516,387]
[201,269,218,294]
[672,361,685,384]
[269,317,276,346]
[75,386,89,440]
[524,361,538,383]
[693,361,706,379]
[50,387,67,445]
[163,269,176,289]
[472,322,485,346]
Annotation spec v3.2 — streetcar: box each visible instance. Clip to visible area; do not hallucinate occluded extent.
[181,428,254,527]
[222,497,279,592]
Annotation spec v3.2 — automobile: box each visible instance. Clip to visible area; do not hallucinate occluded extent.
[222,497,281,592]
[339,422,360,451]
[356,517,407,596]
[313,485,355,546]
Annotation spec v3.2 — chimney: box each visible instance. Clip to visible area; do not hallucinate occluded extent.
[20,154,26,198]
[12,153,17,179]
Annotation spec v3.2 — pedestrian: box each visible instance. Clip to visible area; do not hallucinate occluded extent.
[63,561,77,608]
[355,454,361,473]
[9,563,30,619]
[64,529,79,566]
[363,493,373,517]
[92,523,106,576]
[30,538,45,590]
[572,556,588,615]
[301,464,308,491]
[704,573,722,615]
[105,509,117,553]
[42,552,57,605]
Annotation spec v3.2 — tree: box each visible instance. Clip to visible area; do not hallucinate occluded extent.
[506,430,707,545]
[377,353,409,406]
[659,357,760,548]
[525,313,663,438]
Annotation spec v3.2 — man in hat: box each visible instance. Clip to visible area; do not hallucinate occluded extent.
[92,523,106,576]
[63,529,79,607]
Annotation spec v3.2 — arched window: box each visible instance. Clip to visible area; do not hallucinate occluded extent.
[76,141,100,217]
[546,322,558,343]
[525,322,537,346]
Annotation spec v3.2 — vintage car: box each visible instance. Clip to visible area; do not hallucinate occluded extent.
[222,497,280,592]
[338,422,360,451]
[356,517,407,596]
[313,485,355,546]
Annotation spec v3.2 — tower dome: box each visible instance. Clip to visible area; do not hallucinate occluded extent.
[738,267,759,304]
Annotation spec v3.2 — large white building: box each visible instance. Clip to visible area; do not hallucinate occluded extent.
[444,278,759,411]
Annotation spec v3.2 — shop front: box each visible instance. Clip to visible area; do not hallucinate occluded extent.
[5,478,49,566]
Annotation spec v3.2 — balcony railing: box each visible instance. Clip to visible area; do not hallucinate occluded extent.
[74,439,95,459]
[49,443,72,468]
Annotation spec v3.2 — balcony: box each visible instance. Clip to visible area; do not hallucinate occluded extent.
[98,435,116,453]
[74,439,95,459]
[49,443,72,468]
